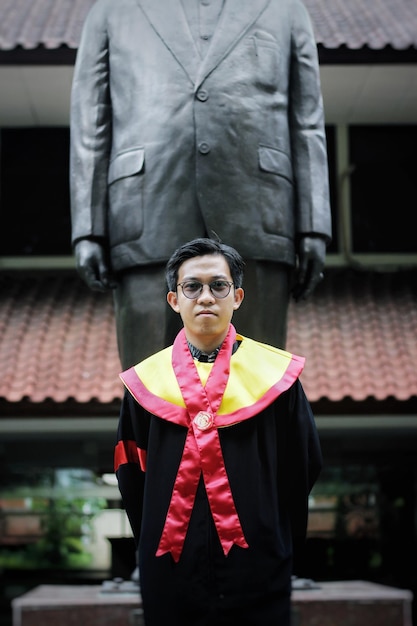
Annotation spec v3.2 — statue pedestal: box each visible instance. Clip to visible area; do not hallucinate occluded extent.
[292,580,413,626]
[12,580,413,626]
[12,583,143,626]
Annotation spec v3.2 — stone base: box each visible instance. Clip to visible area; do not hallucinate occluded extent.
[292,580,413,626]
[12,584,143,626]
[12,580,413,626]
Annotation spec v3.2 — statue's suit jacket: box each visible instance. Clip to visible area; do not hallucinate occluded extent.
[70,0,331,272]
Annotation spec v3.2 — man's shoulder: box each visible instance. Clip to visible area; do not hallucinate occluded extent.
[237,334,304,367]
[233,334,306,392]
[85,0,137,21]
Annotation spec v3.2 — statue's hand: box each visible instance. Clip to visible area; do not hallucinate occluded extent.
[292,236,326,302]
[74,239,117,292]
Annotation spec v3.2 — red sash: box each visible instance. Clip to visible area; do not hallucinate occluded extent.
[156,325,248,562]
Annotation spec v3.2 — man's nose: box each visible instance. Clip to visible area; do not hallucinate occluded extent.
[197,284,215,301]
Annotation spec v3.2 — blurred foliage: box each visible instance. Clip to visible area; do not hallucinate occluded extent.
[0,469,108,569]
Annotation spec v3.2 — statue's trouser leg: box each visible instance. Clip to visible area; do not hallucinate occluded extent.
[113,265,182,369]
[233,260,291,350]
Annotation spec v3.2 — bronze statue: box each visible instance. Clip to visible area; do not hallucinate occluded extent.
[70,0,332,369]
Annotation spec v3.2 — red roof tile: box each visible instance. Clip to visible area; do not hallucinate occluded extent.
[0,0,417,53]
[0,269,416,411]
[286,269,417,404]
[0,0,94,50]
[303,0,417,50]
[0,272,122,405]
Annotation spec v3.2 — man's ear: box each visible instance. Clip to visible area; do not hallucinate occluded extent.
[233,287,244,310]
[167,291,180,313]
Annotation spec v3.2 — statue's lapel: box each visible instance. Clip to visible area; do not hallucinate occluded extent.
[136,0,200,84]
[194,0,272,89]
[136,0,271,90]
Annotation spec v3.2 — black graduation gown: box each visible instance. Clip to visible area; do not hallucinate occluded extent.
[115,335,322,626]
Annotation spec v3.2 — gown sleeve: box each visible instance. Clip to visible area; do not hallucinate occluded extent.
[114,389,149,546]
[285,380,323,562]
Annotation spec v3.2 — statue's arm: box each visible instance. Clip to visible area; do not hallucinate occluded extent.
[289,1,332,299]
[70,1,112,253]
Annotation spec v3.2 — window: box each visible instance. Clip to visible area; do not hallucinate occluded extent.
[0,128,71,256]
[349,126,417,254]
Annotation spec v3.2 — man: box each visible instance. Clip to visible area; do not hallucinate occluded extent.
[115,237,322,626]
[70,0,332,368]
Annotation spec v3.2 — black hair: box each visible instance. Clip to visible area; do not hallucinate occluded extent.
[166,237,245,292]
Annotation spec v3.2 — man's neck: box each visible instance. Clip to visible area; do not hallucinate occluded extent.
[187,337,241,362]
[184,328,229,356]
[187,340,222,363]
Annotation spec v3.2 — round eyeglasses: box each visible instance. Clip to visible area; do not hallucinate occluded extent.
[177,280,234,299]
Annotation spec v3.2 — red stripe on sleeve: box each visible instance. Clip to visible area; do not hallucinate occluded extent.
[114,440,146,472]
[138,448,147,472]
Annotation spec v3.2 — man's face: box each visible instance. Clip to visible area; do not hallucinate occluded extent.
[167,254,244,351]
